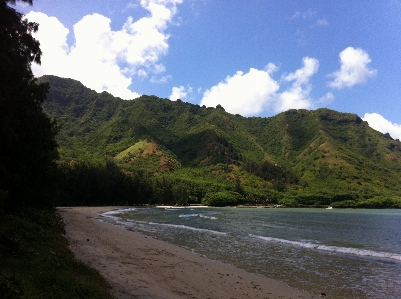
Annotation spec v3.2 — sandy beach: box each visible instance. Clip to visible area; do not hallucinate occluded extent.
[58,207,318,299]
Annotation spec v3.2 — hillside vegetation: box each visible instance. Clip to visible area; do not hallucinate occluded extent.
[41,75,401,208]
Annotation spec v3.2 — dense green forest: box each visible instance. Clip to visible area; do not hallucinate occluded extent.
[40,75,401,208]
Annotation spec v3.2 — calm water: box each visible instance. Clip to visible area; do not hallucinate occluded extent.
[101,207,401,298]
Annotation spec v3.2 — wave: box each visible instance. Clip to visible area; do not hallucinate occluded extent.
[179,213,199,218]
[101,208,132,223]
[199,214,217,220]
[249,234,401,262]
[178,213,218,220]
[100,209,222,235]
[101,207,136,216]
[149,222,226,235]
[99,208,141,229]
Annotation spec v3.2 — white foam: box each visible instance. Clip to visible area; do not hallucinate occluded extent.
[249,234,401,262]
[149,222,226,235]
[178,213,217,220]
[179,213,199,218]
[199,214,217,220]
[101,207,136,216]
[99,208,138,227]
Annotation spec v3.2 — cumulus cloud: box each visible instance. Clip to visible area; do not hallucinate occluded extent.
[275,57,319,112]
[200,57,324,116]
[27,13,70,77]
[169,85,192,101]
[200,65,280,116]
[282,57,319,84]
[363,113,401,140]
[328,47,377,89]
[25,0,183,99]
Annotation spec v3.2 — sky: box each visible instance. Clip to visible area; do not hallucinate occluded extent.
[15,0,401,139]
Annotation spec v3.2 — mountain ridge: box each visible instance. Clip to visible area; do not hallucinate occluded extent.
[40,75,401,207]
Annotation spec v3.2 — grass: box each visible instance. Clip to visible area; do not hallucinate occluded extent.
[0,207,114,299]
[114,139,150,160]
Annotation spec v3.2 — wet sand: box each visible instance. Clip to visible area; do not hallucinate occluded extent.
[58,206,318,299]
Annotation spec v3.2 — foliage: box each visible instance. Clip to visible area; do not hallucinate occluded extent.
[278,198,299,208]
[57,161,153,206]
[0,1,59,210]
[57,161,197,206]
[0,208,114,299]
[332,196,401,208]
[201,191,243,207]
[56,161,278,207]
[39,75,401,208]
[114,139,182,175]
[244,160,298,191]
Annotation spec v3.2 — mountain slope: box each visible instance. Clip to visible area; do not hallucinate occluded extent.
[40,75,401,206]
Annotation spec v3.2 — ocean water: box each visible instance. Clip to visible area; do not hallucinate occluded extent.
[101,207,401,298]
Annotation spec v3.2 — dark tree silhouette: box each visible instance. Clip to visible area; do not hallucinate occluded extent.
[0,0,59,209]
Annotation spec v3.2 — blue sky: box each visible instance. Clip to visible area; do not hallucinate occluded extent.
[16,0,401,139]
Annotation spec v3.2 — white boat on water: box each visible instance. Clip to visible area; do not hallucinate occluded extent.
[326,206,333,210]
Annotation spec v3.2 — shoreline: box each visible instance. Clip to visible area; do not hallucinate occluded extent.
[58,206,317,299]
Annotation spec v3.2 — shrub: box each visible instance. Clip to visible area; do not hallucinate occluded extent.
[201,191,243,206]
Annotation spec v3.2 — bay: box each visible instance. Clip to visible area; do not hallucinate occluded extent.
[101,207,401,298]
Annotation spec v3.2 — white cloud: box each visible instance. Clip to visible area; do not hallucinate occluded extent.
[265,62,279,74]
[150,74,171,83]
[317,92,334,105]
[328,47,377,89]
[291,9,316,20]
[275,57,319,112]
[169,85,192,101]
[200,58,323,116]
[137,69,148,78]
[123,1,139,12]
[275,87,311,112]
[363,113,401,140]
[26,0,183,99]
[282,57,318,85]
[200,66,280,116]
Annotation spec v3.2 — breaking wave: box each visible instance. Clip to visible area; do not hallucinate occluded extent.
[149,222,226,235]
[249,234,401,262]
[179,213,217,220]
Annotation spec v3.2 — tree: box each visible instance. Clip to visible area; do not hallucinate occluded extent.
[201,191,243,207]
[0,0,59,209]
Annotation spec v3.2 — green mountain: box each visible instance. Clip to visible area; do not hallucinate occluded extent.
[40,75,401,207]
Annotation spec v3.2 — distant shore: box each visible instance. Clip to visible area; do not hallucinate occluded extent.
[58,206,316,299]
